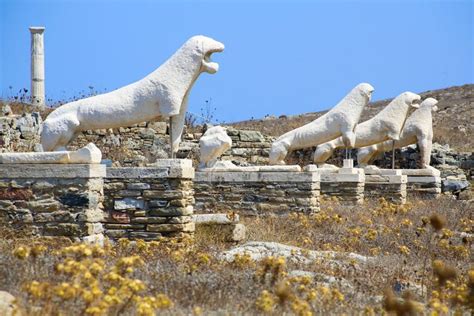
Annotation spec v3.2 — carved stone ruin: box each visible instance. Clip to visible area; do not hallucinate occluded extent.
[313,91,421,166]
[269,83,374,165]
[30,26,45,107]
[357,98,439,170]
[0,143,101,164]
[40,35,224,156]
[199,126,233,169]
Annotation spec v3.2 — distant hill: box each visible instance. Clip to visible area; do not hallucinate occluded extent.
[230,84,474,151]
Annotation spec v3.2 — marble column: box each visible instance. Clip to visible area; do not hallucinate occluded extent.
[29,26,45,107]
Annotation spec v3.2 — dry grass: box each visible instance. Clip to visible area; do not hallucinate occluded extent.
[0,197,472,315]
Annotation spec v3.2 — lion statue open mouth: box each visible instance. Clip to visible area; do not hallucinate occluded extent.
[40,35,224,155]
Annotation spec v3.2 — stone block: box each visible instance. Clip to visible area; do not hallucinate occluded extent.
[126,183,151,190]
[401,168,441,177]
[192,213,240,224]
[107,167,169,179]
[147,222,195,232]
[147,121,167,134]
[117,190,142,197]
[129,231,162,239]
[44,223,83,236]
[148,206,193,217]
[0,164,105,178]
[239,130,265,142]
[105,230,128,238]
[114,198,145,210]
[108,211,131,223]
[148,199,169,208]
[195,171,319,183]
[148,159,192,168]
[407,176,441,183]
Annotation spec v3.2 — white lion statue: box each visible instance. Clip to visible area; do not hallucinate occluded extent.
[269,83,375,165]
[199,126,233,169]
[313,91,421,166]
[357,97,438,169]
[40,35,224,155]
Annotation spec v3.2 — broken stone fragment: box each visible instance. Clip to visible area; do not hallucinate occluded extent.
[0,143,102,164]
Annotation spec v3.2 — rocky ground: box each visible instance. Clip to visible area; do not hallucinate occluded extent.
[0,197,472,315]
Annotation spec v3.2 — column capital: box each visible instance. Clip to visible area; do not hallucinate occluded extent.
[29,26,45,33]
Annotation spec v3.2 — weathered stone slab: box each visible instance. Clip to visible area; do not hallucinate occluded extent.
[406,176,441,183]
[401,168,441,177]
[364,167,402,176]
[107,167,169,179]
[240,130,265,142]
[192,213,240,224]
[199,165,302,172]
[195,171,319,183]
[147,159,192,168]
[114,198,145,210]
[365,174,407,183]
[319,172,365,183]
[0,143,101,164]
[0,164,105,178]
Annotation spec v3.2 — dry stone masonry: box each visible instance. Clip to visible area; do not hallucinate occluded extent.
[306,161,365,204]
[402,169,442,199]
[194,168,320,216]
[103,160,195,240]
[364,169,407,204]
[0,164,105,239]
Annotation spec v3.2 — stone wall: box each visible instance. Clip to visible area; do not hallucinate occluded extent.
[0,164,105,239]
[364,173,407,204]
[318,169,365,204]
[0,112,42,153]
[103,160,195,240]
[402,169,442,199]
[194,170,320,216]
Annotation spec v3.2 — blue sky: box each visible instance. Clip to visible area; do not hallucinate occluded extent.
[1,0,472,123]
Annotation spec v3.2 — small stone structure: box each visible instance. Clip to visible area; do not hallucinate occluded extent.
[103,160,195,240]
[194,167,320,216]
[0,164,105,239]
[193,213,245,242]
[306,160,365,204]
[402,168,441,199]
[364,168,407,204]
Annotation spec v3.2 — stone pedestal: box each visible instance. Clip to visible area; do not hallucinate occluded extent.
[103,159,195,240]
[0,164,105,239]
[194,167,320,216]
[401,169,441,199]
[364,169,407,204]
[305,165,365,204]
